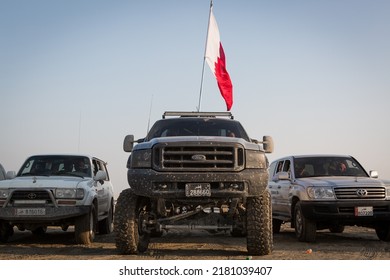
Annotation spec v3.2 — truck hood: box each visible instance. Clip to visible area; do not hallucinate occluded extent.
[134,136,261,151]
[0,176,91,189]
[297,176,390,188]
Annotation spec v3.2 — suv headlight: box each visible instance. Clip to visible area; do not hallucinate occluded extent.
[55,188,84,199]
[386,187,390,199]
[130,149,152,168]
[246,150,266,169]
[307,186,335,199]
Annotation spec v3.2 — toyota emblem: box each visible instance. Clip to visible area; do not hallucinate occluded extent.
[356,189,368,197]
[27,193,37,199]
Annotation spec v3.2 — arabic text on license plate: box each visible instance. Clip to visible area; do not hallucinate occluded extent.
[354,206,373,217]
[16,208,46,216]
[185,183,211,197]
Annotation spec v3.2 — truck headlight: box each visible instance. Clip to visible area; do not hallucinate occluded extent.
[307,186,335,199]
[55,188,84,199]
[246,150,266,169]
[130,150,152,168]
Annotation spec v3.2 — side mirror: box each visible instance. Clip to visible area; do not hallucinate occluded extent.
[262,136,274,153]
[123,135,135,152]
[6,171,16,179]
[272,171,290,182]
[369,170,379,178]
[94,170,107,182]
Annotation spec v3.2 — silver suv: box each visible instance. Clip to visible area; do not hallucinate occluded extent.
[268,154,390,242]
[0,154,114,244]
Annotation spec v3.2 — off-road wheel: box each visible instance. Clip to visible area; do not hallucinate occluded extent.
[294,201,316,242]
[375,224,390,241]
[246,191,273,255]
[75,204,96,245]
[98,200,114,234]
[0,222,13,243]
[114,188,150,254]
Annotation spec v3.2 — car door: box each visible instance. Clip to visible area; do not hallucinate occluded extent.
[92,159,109,216]
[278,159,293,216]
[268,159,292,218]
[268,160,284,215]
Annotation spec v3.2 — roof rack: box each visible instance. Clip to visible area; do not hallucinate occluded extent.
[163,111,234,119]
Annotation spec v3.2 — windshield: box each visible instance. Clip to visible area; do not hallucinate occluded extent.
[146,118,250,141]
[294,156,368,178]
[17,155,92,178]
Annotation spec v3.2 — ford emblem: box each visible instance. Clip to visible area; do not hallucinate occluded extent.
[191,154,206,161]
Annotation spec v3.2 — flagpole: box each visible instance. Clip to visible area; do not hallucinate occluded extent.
[197,0,213,112]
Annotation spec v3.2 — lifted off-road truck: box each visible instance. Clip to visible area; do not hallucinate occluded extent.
[114,111,274,255]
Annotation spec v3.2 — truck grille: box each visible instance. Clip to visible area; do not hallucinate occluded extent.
[334,187,385,199]
[153,144,244,171]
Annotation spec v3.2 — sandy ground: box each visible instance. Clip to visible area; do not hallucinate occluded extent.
[0,223,389,260]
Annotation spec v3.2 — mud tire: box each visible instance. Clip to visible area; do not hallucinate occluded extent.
[246,191,273,255]
[114,188,150,254]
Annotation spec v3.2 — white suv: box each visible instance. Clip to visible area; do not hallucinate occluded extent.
[0,154,114,244]
[268,154,390,242]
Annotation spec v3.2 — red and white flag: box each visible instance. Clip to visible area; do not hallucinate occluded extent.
[205,6,233,111]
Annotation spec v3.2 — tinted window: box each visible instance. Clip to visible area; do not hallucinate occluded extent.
[293,156,368,178]
[18,155,92,178]
[146,118,250,141]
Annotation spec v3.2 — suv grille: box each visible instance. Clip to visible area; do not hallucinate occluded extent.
[153,144,244,171]
[334,187,385,199]
[10,190,53,204]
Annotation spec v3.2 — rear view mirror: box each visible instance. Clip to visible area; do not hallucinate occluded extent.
[123,135,135,152]
[6,171,16,179]
[94,170,107,183]
[369,170,379,178]
[272,171,290,182]
[262,136,274,153]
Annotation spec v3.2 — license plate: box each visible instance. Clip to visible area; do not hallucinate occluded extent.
[16,208,46,216]
[354,206,373,217]
[185,183,211,197]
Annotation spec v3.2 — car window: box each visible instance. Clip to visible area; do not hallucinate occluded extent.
[293,156,368,178]
[283,160,291,172]
[147,118,250,141]
[18,156,92,178]
[93,159,109,181]
[268,161,277,181]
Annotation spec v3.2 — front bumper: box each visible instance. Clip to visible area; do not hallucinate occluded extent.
[0,205,91,223]
[300,200,390,225]
[127,168,269,198]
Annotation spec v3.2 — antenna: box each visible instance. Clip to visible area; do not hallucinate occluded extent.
[146,95,154,134]
[77,110,81,152]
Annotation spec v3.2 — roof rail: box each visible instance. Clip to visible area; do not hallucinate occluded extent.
[163,111,234,119]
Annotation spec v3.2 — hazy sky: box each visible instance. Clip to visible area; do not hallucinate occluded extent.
[1,0,389,198]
